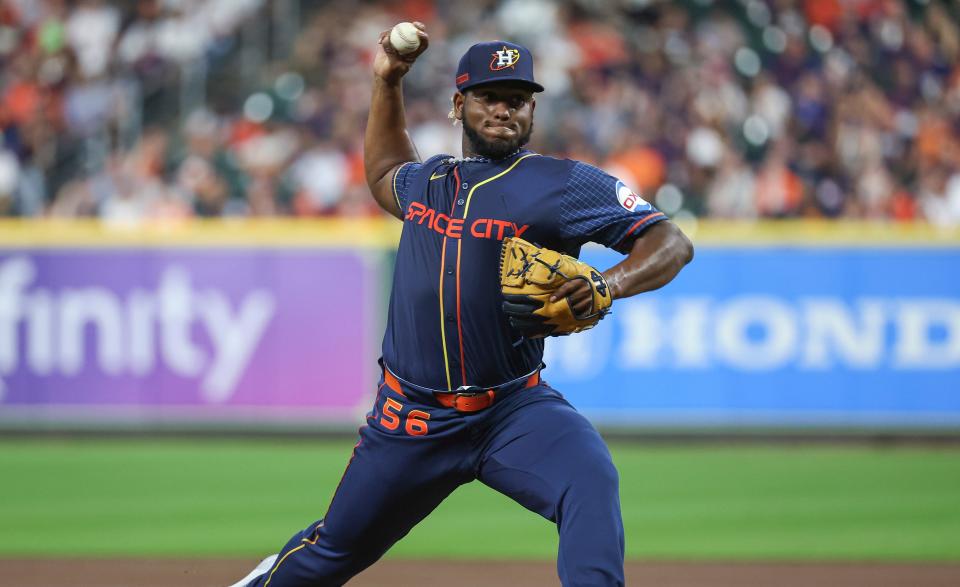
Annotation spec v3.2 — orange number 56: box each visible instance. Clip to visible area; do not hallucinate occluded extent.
[379,399,431,436]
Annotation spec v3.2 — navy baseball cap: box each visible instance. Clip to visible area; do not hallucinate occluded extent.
[455,41,544,93]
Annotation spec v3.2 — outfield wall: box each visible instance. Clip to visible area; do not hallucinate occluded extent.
[0,219,957,431]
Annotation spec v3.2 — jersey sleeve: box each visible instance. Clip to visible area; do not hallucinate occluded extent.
[558,161,667,254]
[391,161,421,212]
[391,154,452,212]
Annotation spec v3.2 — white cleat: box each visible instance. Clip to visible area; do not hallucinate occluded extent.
[227,554,279,587]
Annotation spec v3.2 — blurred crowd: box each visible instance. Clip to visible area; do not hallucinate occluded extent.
[1,0,959,224]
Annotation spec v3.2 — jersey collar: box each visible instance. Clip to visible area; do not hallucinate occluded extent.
[444,149,531,165]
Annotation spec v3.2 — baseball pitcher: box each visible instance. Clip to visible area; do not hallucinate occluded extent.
[231,23,693,587]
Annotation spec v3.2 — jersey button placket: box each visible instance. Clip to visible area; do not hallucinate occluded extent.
[442,170,464,386]
[442,238,459,377]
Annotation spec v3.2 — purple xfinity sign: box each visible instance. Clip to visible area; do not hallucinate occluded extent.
[0,249,382,424]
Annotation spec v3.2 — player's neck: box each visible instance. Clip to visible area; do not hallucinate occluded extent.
[461,134,525,162]
[461,137,486,160]
[460,143,522,162]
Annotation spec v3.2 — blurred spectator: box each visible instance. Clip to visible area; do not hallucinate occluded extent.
[65,0,119,80]
[0,0,958,226]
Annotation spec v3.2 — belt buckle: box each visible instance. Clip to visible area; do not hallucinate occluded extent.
[450,385,494,412]
[454,385,486,397]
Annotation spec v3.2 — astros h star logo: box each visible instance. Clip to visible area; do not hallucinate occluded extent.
[490,47,520,70]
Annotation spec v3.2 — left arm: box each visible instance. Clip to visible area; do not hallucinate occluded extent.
[603,220,694,300]
[551,221,694,313]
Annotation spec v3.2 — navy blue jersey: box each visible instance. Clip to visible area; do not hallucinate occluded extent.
[383,149,666,390]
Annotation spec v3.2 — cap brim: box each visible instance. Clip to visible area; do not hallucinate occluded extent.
[459,77,544,93]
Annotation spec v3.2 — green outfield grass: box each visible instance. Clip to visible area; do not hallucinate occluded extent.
[1,439,958,561]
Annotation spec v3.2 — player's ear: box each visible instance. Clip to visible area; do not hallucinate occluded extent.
[453,92,464,119]
[449,92,464,125]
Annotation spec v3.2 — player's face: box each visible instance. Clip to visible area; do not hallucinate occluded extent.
[456,83,535,159]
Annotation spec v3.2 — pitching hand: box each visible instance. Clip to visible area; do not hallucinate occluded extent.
[373,22,429,85]
[551,278,596,318]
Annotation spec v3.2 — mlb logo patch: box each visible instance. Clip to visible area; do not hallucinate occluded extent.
[490,47,520,71]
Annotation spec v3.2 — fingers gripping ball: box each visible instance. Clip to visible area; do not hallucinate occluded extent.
[390,22,421,55]
[499,237,612,338]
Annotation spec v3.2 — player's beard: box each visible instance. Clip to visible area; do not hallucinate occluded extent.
[463,119,533,160]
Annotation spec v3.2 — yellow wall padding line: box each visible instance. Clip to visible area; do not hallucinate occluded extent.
[0,218,403,249]
[677,219,960,247]
[0,218,956,249]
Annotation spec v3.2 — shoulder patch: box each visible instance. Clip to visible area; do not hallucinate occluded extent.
[615,180,651,212]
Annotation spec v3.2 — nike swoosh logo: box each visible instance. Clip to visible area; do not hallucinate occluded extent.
[429,172,447,180]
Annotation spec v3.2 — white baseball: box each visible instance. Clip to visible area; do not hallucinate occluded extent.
[390,22,420,55]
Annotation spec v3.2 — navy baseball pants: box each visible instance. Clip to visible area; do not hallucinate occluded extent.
[247,368,624,586]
